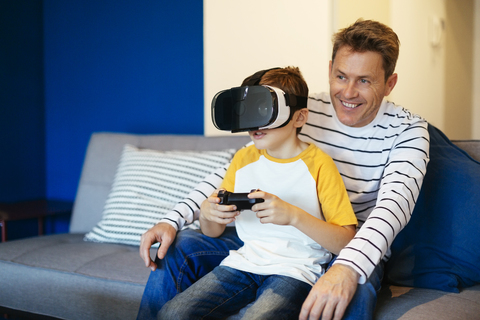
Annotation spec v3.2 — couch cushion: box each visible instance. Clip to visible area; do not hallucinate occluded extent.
[375,284,480,320]
[0,234,153,320]
[84,145,236,246]
[0,233,155,284]
[386,124,480,292]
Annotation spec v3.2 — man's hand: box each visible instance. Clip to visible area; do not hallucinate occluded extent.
[299,264,359,320]
[139,222,177,271]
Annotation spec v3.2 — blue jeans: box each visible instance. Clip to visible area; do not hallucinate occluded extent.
[158,266,312,319]
[335,257,384,320]
[137,227,384,320]
[136,227,243,320]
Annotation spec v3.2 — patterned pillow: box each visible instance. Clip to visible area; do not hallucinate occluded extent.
[84,144,236,246]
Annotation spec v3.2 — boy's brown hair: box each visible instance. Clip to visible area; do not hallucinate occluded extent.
[258,66,309,99]
[241,66,309,99]
[242,66,308,134]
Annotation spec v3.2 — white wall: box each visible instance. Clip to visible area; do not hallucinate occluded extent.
[204,0,333,136]
[389,0,447,130]
[474,0,480,139]
[333,0,390,30]
[204,0,480,139]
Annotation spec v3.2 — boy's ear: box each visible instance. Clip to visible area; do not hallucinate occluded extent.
[293,108,309,128]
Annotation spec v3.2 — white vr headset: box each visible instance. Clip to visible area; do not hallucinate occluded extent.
[211,68,308,133]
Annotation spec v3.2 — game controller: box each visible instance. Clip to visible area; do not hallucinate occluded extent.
[217,189,264,210]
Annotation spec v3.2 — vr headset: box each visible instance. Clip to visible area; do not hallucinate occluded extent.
[211,68,308,133]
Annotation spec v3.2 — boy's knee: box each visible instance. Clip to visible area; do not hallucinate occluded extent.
[157,300,191,320]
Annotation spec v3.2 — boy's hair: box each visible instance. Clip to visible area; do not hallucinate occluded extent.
[242,66,308,134]
[258,66,309,99]
[241,66,309,98]
[332,19,400,81]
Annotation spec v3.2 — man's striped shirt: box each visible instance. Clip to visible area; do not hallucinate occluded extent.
[161,91,430,284]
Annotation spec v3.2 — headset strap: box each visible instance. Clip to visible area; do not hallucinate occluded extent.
[246,67,309,109]
[285,94,308,110]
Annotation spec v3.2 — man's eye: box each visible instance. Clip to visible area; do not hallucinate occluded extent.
[360,79,369,84]
[337,75,345,80]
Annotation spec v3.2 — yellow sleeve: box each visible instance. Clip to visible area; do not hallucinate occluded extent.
[220,157,236,192]
[220,145,260,192]
[312,150,358,227]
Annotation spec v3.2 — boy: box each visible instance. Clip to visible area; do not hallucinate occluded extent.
[158,67,357,319]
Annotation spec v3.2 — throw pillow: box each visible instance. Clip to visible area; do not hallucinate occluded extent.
[84,145,236,246]
[386,124,480,292]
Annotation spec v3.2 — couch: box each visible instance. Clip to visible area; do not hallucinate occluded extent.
[0,131,479,320]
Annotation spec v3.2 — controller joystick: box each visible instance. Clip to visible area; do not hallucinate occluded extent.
[217,189,264,210]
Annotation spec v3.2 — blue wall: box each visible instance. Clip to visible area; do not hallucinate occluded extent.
[44,0,204,200]
[0,0,204,204]
[1,0,203,239]
[0,0,45,202]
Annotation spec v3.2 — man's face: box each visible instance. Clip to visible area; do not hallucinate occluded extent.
[329,46,397,127]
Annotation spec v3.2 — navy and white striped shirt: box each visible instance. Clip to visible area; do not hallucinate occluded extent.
[301,92,429,283]
[161,91,430,284]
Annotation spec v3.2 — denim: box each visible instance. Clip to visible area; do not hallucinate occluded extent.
[136,227,243,320]
[137,227,384,320]
[158,265,312,320]
[329,257,385,320]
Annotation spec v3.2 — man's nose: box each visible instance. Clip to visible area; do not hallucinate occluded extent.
[343,81,358,99]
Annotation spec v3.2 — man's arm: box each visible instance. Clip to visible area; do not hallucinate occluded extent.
[300,121,430,320]
[333,122,430,282]
[138,163,229,269]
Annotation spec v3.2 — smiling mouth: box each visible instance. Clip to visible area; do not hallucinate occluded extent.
[341,100,361,109]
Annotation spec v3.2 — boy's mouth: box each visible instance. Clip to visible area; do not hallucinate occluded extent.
[251,131,266,139]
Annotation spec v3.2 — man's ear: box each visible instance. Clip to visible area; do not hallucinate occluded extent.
[293,108,309,128]
[384,73,398,96]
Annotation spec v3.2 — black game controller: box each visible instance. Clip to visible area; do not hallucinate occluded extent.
[217,189,264,210]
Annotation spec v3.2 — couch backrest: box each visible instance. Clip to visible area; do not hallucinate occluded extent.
[70,132,480,234]
[69,132,251,233]
[452,140,480,162]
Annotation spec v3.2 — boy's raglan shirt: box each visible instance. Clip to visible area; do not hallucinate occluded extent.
[219,143,357,285]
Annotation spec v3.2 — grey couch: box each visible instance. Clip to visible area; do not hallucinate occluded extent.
[0,132,479,320]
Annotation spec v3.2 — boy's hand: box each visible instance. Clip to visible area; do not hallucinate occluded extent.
[200,189,240,225]
[249,190,300,226]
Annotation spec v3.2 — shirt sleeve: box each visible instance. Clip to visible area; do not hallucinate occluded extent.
[316,153,358,228]
[333,121,430,283]
[158,143,251,230]
[159,163,230,230]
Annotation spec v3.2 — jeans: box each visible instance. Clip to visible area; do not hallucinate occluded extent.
[158,266,312,320]
[136,227,243,320]
[137,227,384,320]
[337,257,384,320]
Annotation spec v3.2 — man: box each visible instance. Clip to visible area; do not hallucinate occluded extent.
[138,19,429,320]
